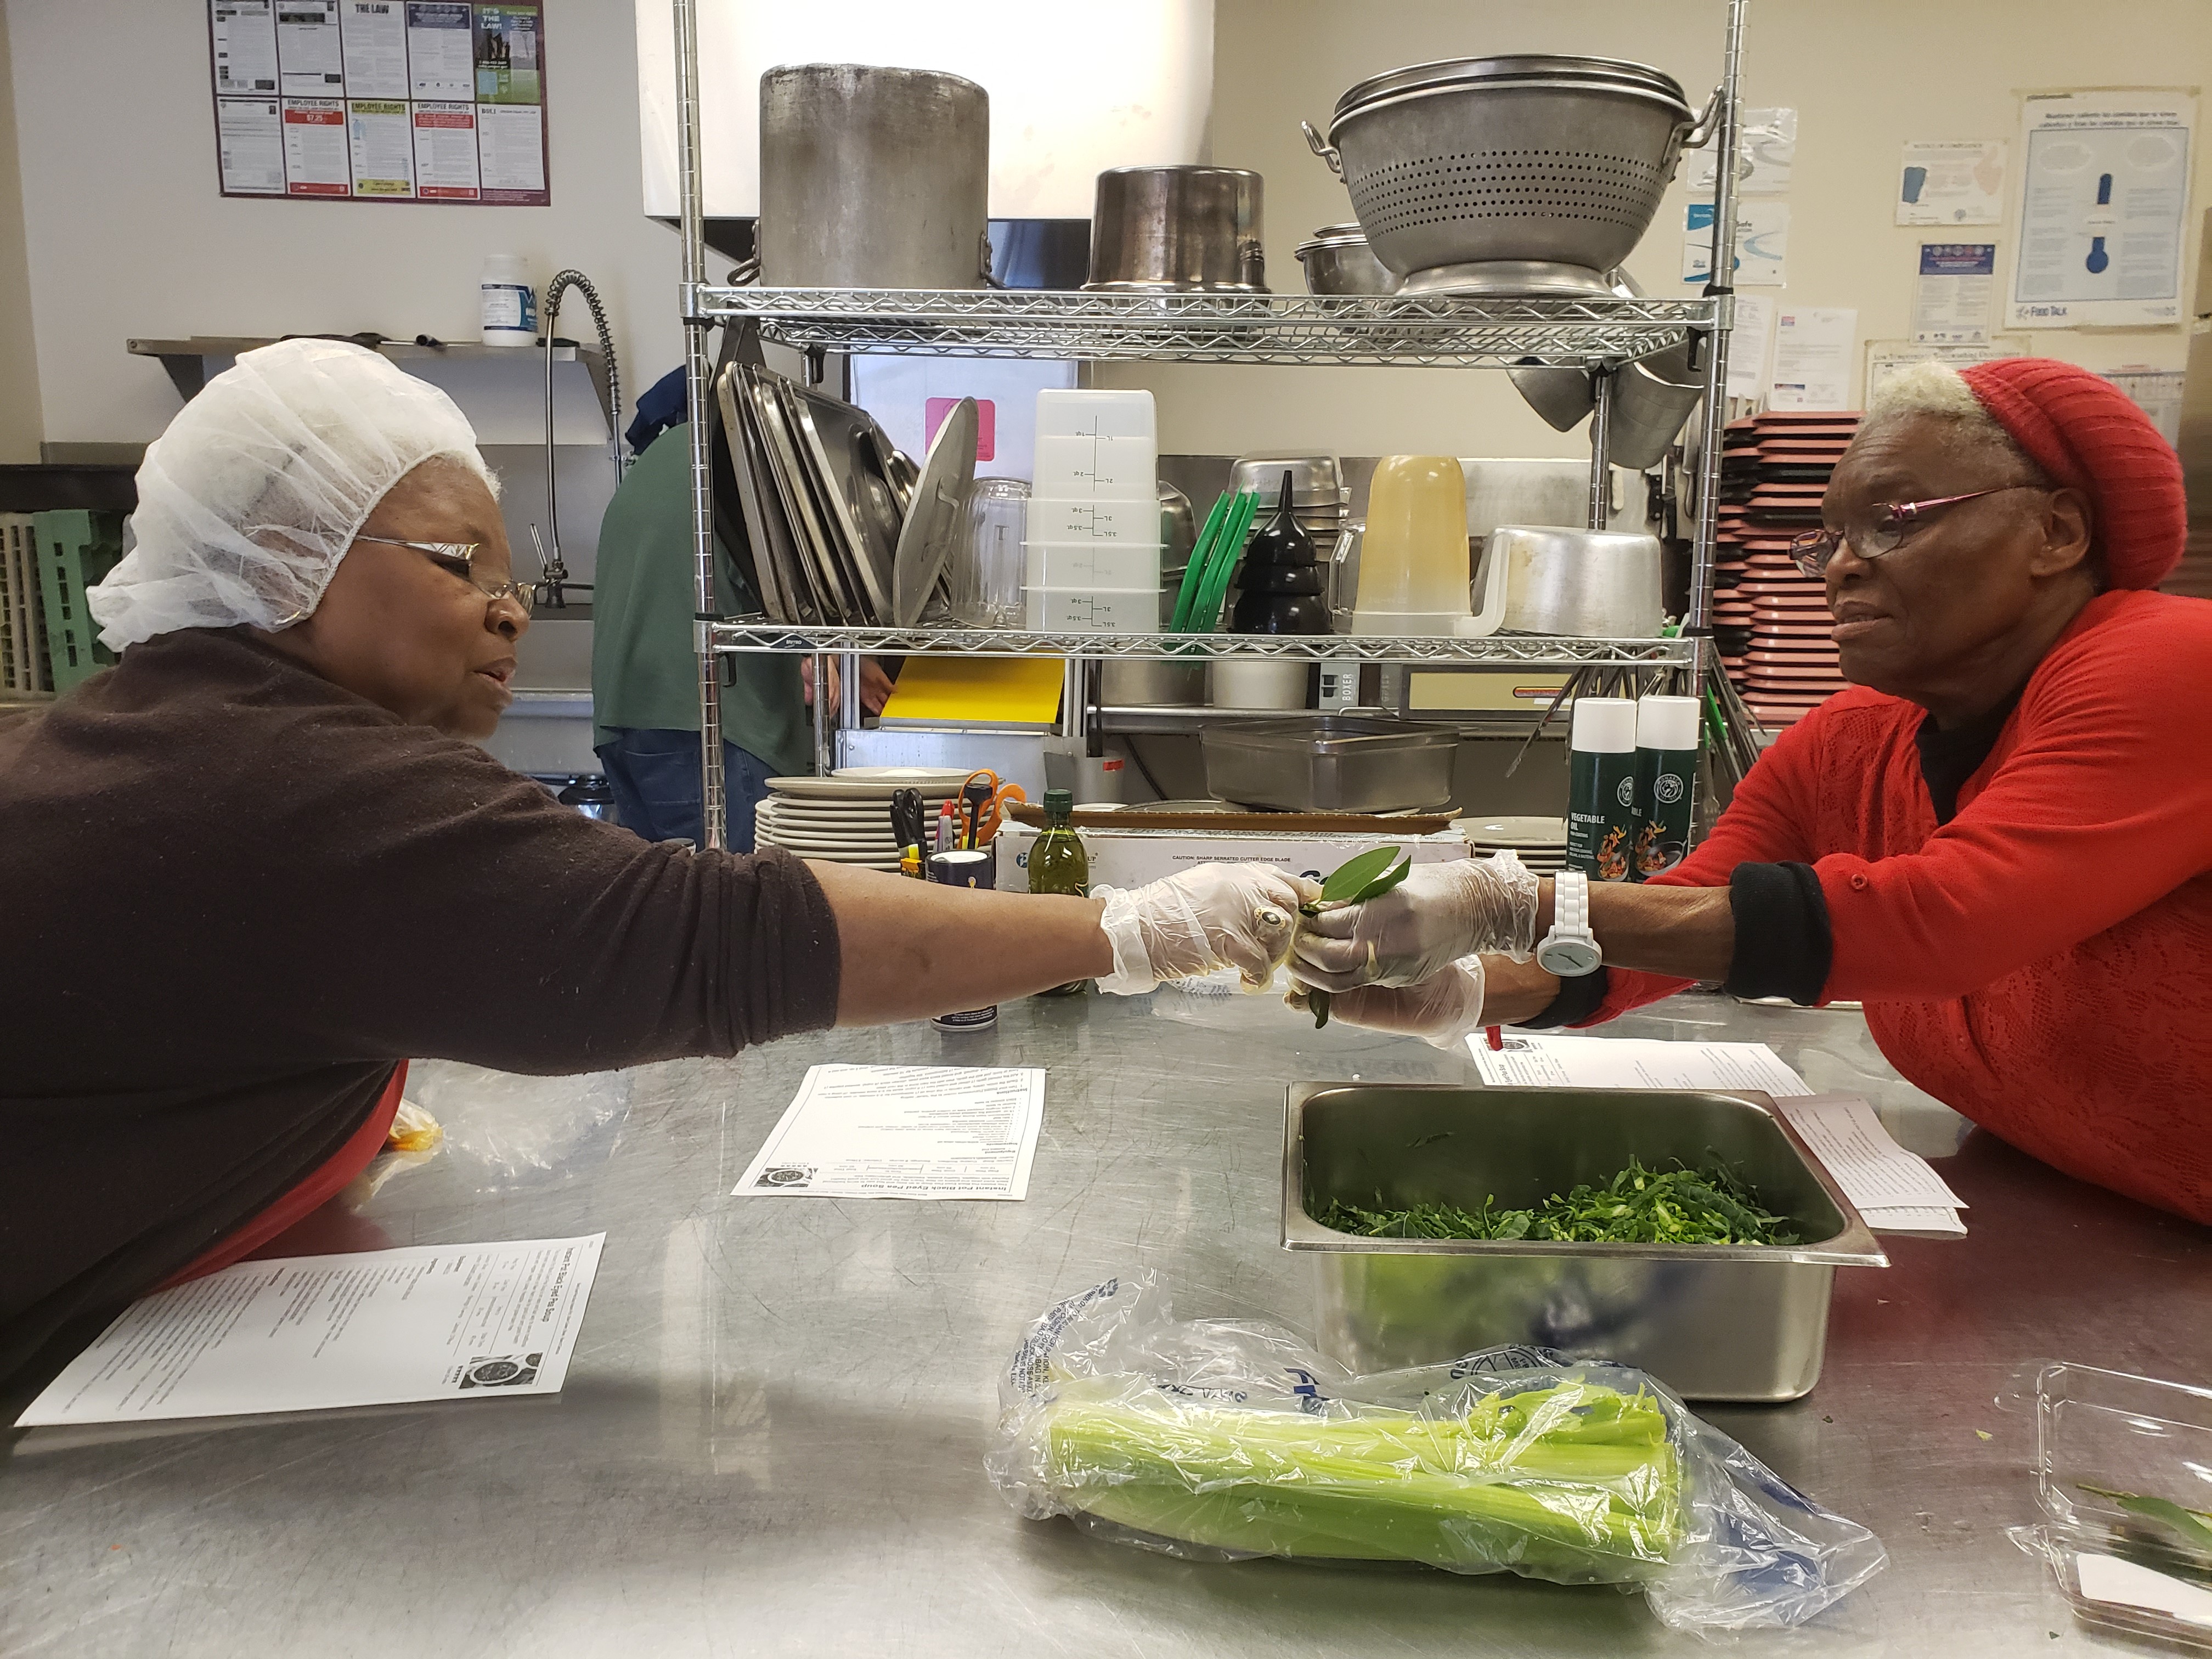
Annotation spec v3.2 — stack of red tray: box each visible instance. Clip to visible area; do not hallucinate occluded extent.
[1709,417,1762,685]
[1724,411,1859,727]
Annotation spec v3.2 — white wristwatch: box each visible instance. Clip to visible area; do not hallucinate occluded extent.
[1534,869,1604,978]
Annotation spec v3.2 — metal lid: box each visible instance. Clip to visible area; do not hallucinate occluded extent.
[1294,222,1370,255]
[1331,53,1691,128]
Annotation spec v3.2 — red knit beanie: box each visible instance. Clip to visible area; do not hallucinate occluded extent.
[1957,357,2186,589]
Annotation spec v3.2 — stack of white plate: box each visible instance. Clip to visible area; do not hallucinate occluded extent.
[1454,815,1568,874]
[753,767,973,870]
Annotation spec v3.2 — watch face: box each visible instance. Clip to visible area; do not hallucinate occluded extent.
[1539,938,1602,977]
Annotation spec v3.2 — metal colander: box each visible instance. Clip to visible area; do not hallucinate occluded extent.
[1306,55,1717,284]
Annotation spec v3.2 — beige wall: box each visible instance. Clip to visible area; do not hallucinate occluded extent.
[0,1,41,461]
[2,1,2204,457]
[4,0,686,448]
[1101,0,2212,458]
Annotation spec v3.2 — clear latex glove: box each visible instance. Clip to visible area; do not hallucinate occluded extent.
[1096,863,1310,995]
[1290,850,1541,992]
[1289,955,1489,1052]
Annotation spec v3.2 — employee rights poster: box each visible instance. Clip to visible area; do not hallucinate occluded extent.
[207,1,549,205]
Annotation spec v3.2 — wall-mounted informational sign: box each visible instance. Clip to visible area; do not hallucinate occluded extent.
[2007,89,2193,329]
[208,2,549,205]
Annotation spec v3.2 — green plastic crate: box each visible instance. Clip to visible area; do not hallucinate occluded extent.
[32,509,124,692]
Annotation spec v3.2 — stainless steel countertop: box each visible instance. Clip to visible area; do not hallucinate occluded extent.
[6,989,2208,1656]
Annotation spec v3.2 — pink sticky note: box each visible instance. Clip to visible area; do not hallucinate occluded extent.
[925,397,996,461]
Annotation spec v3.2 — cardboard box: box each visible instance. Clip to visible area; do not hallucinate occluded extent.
[995,824,1469,892]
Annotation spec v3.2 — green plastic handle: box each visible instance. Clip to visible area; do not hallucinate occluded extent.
[1194,490,1257,633]
[1172,491,1233,634]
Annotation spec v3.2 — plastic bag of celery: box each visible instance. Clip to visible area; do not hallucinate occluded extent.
[985,1272,1886,1634]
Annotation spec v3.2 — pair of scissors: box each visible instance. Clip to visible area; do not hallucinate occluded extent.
[959,770,1027,848]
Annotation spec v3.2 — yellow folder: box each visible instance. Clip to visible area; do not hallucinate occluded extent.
[877,655,1065,730]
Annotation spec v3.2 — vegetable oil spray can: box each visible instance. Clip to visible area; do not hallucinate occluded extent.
[1632,695,1701,882]
[927,850,997,1031]
[1566,697,1639,883]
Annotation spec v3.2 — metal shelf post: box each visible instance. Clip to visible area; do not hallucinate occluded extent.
[674,0,723,849]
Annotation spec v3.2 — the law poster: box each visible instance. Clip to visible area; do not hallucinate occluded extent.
[208,0,548,205]
[2007,90,2193,329]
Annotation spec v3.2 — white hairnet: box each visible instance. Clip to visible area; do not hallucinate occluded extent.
[88,337,496,650]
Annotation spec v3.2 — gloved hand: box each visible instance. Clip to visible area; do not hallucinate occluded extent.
[1096,863,1310,994]
[1291,851,1541,992]
[1289,955,1489,1052]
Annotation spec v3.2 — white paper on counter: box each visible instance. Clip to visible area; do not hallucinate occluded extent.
[1897,139,2007,226]
[2009,90,2195,329]
[2076,1550,2212,1628]
[16,1234,606,1427]
[1770,307,1858,410]
[1468,1034,1812,1097]
[1856,1204,1968,1239]
[1913,242,1997,344]
[1775,1092,1966,1216]
[1728,295,1778,398]
[736,1064,1046,1200]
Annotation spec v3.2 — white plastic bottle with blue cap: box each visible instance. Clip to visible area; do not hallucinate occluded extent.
[480,253,538,347]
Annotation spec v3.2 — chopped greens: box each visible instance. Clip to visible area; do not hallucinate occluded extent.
[1318,1157,1803,1247]
[1297,847,1410,1029]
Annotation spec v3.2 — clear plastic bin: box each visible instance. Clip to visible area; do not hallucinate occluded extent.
[1026,495,1161,542]
[2007,1360,2212,1649]
[1024,540,1162,590]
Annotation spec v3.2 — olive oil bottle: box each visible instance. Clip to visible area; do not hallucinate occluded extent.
[1027,787,1090,996]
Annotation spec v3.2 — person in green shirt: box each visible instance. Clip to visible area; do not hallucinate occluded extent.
[590,417,888,849]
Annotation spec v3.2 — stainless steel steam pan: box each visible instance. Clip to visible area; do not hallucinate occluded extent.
[1282,1084,1888,1401]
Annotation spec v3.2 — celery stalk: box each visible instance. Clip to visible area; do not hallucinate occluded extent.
[1031,1376,1685,1581]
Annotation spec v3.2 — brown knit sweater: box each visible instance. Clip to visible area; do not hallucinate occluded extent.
[0,627,840,1380]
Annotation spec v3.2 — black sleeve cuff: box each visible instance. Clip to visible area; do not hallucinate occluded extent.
[1723,861,1833,1005]
[1519,965,1612,1029]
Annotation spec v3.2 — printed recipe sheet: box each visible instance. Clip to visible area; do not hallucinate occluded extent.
[17,1234,605,1427]
[737,1064,1046,1200]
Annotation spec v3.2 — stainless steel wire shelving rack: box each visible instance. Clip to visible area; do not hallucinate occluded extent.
[668,0,1750,847]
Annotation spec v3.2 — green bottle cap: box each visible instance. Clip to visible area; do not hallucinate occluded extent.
[1043,788,1074,814]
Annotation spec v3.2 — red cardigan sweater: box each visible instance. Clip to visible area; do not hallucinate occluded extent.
[1589,590,2212,1223]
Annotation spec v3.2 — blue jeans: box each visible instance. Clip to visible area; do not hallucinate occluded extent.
[594,729,779,853]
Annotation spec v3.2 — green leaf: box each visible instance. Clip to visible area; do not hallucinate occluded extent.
[2083,1487,2212,1559]
[1321,845,1403,903]
[1348,854,1413,904]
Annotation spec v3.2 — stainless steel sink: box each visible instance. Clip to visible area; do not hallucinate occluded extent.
[1282,1083,1887,1401]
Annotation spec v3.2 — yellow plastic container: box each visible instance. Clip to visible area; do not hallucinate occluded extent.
[1351,456,1471,636]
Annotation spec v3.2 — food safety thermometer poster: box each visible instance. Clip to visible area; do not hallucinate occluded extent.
[208,1,550,205]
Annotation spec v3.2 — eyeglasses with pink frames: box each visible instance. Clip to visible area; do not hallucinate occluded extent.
[1789,484,2043,577]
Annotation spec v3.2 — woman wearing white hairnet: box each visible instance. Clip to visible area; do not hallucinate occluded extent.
[0,338,1301,1382]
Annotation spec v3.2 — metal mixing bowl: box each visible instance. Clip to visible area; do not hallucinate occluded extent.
[1293,223,1401,295]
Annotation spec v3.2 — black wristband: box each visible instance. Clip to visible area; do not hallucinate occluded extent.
[1723,861,1833,1005]
[1519,965,1612,1029]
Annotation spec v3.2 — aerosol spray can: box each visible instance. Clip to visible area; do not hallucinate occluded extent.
[1632,695,1701,881]
[927,849,998,1032]
[1566,697,1639,883]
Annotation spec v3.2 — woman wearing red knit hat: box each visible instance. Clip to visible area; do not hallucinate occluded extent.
[1293,357,2212,1225]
